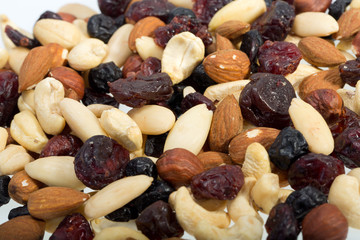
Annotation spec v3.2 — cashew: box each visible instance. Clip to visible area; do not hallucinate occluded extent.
[278,189,293,203]
[10,110,48,153]
[337,88,357,113]
[251,173,280,214]
[337,39,352,51]
[34,78,65,135]
[68,38,109,71]
[0,48,8,69]
[348,168,360,185]
[285,64,320,92]
[193,215,263,240]
[58,3,97,19]
[0,127,7,152]
[135,36,164,60]
[171,186,230,235]
[18,89,35,114]
[45,216,65,233]
[168,0,193,9]
[87,104,116,118]
[183,86,196,97]
[242,142,271,180]
[292,12,339,37]
[91,218,137,234]
[94,227,149,240]
[8,47,30,74]
[25,156,85,190]
[162,32,205,84]
[0,144,33,175]
[204,80,250,103]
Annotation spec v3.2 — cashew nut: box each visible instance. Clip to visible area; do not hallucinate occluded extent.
[242,142,271,180]
[8,47,30,74]
[195,198,228,212]
[87,104,116,118]
[0,48,8,69]
[94,226,149,240]
[91,218,137,234]
[18,89,35,114]
[251,173,280,214]
[58,3,97,19]
[0,144,33,175]
[204,80,250,103]
[0,127,8,153]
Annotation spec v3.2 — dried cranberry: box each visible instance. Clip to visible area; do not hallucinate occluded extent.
[136,201,184,240]
[0,70,20,127]
[74,135,130,190]
[339,58,360,87]
[5,25,40,49]
[0,175,10,207]
[192,0,232,26]
[181,92,215,113]
[8,205,29,220]
[40,134,83,158]
[334,126,360,168]
[330,107,360,138]
[98,0,131,17]
[167,7,196,23]
[329,0,352,20]
[122,55,143,78]
[145,132,168,158]
[252,1,295,41]
[240,30,263,73]
[50,213,93,240]
[258,41,302,75]
[125,157,158,179]
[87,14,118,43]
[125,0,175,23]
[38,10,62,20]
[139,57,161,76]
[239,73,296,129]
[288,153,345,194]
[190,165,244,200]
[89,62,122,93]
[81,88,119,107]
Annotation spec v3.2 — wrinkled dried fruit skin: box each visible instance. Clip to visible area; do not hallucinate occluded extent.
[125,0,175,23]
[140,57,161,76]
[136,200,184,240]
[109,73,173,108]
[329,0,352,20]
[252,1,295,41]
[74,135,130,190]
[334,127,360,168]
[239,73,296,129]
[125,157,158,179]
[268,127,308,171]
[82,88,119,107]
[240,30,263,73]
[0,70,20,127]
[0,175,10,207]
[167,7,196,23]
[98,0,131,17]
[5,25,40,49]
[145,132,168,158]
[339,58,360,87]
[154,15,212,47]
[330,107,360,138]
[166,84,186,117]
[38,10,62,20]
[285,186,327,222]
[122,55,143,78]
[181,92,215,113]
[192,0,232,26]
[180,63,217,94]
[8,205,29,220]
[266,0,294,7]
[288,153,345,194]
[258,40,302,75]
[87,14,118,43]
[39,134,83,158]
[105,202,138,222]
[190,165,244,200]
[265,203,300,240]
[89,62,122,94]
[50,213,94,240]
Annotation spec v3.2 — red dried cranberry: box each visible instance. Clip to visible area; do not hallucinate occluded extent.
[334,126,360,168]
[192,0,232,25]
[181,92,215,113]
[330,107,360,138]
[50,213,93,240]
[125,0,175,23]
[0,70,20,127]
[98,0,131,17]
[122,55,143,78]
[40,134,83,158]
[139,57,161,76]
[339,58,360,87]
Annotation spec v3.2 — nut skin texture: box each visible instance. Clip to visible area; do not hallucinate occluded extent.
[156,148,205,188]
[302,203,348,240]
[0,215,45,240]
[197,151,233,170]
[294,0,332,13]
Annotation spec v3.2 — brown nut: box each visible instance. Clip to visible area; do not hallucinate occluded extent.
[156,148,205,188]
[0,215,45,240]
[294,0,332,13]
[122,54,143,77]
[215,20,250,40]
[197,151,233,170]
[215,33,234,51]
[57,12,77,23]
[334,8,360,40]
[302,203,348,240]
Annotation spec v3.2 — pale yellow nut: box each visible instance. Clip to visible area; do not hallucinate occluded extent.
[348,168,360,184]
[91,218,137,234]
[285,64,320,92]
[46,216,65,234]
[355,81,360,115]
[17,89,35,114]
[251,173,280,214]
[0,48,8,69]
[168,0,193,9]
[337,88,356,113]
[8,47,30,75]
[242,142,271,180]
[0,127,7,152]
[204,80,250,103]
[136,36,164,60]
[337,39,353,51]
[73,19,90,39]
[292,12,339,37]
[94,227,149,240]
[183,86,196,97]
[87,104,116,118]
[284,34,302,47]
[341,49,356,61]
[0,144,33,175]
[278,189,293,203]
[58,3,97,19]
[351,0,360,9]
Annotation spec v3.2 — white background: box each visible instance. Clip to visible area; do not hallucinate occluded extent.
[1,0,360,239]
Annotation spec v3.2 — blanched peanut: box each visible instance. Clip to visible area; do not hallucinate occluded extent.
[135,36,164,60]
[73,19,90,40]
[8,47,30,74]
[58,3,97,19]
[168,0,193,9]
[0,127,8,152]
[17,89,35,114]
[292,12,339,37]
[0,144,33,175]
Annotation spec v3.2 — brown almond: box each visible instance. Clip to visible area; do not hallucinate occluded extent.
[334,8,360,40]
[298,37,346,67]
[294,0,332,13]
[0,215,45,240]
[28,186,89,220]
[197,151,233,170]
[215,33,235,51]
[215,20,250,40]
[57,12,77,23]
[209,94,243,152]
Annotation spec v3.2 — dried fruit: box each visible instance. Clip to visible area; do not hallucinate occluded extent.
[125,157,158,179]
[334,126,360,168]
[294,0,332,13]
[240,29,263,73]
[88,62,122,93]
[39,134,83,158]
[0,70,19,127]
[181,92,215,113]
[82,88,119,107]
[8,205,29,220]
[339,58,360,87]
[50,213,94,240]
[144,133,168,158]
[87,14,118,43]
[0,175,10,207]
[329,0,352,20]
[192,0,232,25]
[5,25,40,49]
[98,0,131,17]
[125,0,175,23]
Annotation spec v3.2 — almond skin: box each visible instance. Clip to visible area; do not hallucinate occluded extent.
[197,151,233,170]
[215,20,250,40]
[294,0,332,13]
[0,215,45,240]
[215,33,235,51]
[334,8,360,40]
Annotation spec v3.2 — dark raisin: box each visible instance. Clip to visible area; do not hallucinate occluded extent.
[288,153,345,194]
[181,92,215,113]
[8,205,29,220]
[98,0,131,17]
[125,157,158,179]
[192,0,232,26]
[334,126,360,168]
[5,25,40,49]
[125,0,175,23]
[268,127,308,171]
[0,175,11,207]
[154,15,212,47]
[105,203,138,222]
[145,133,168,158]
[74,135,130,190]
[240,30,263,73]
[89,62,122,93]
[339,58,360,87]
[239,73,296,129]
[329,0,352,20]
[265,203,300,240]
[109,72,173,108]
[82,88,119,107]
[190,165,244,200]
[139,57,161,76]
[87,14,118,43]
[136,201,184,240]
[252,1,295,41]
[39,134,83,158]
[258,40,302,75]
[330,107,360,138]
[167,7,196,23]
[50,213,94,240]
[0,70,20,127]
[285,186,327,222]
[114,14,126,28]
[166,84,186,117]
[38,10,62,20]
[180,63,217,94]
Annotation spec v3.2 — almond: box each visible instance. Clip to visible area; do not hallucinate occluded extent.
[298,37,346,67]
[28,186,89,220]
[215,20,250,40]
[229,127,280,165]
[334,8,360,40]
[128,16,165,52]
[215,33,235,51]
[0,215,45,240]
[197,151,233,170]
[203,49,250,83]
[294,0,332,13]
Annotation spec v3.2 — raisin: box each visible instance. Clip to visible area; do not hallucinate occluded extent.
[258,41,302,75]
[339,58,360,87]
[139,57,161,76]
[5,25,40,49]
[288,153,345,194]
[105,203,138,222]
[180,63,217,94]
[330,107,360,138]
[268,127,308,171]
[135,201,184,240]
[125,0,175,23]
[329,0,352,20]
[154,15,212,47]
[239,73,296,129]
[50,213,94,240]
[8,205,29,220]
[109,72,173,108]
[82,88,119,107]
[252,1,295,42]
[39,134,83,158]
[89,62,122,93]
[0,70,20,127]
[286,186,327,222]
[145,132,168,158]
[98,0,131,17]
[334,126,360,168]
[87,14,118,43]
[38,10,62,20]
[0,175,10,207]
[240,30,263,73]
[265,203,300,240]
[167,7,196,23]
[74,135,130,190]
[181,92,216,113]
[190,165,244,200]
[125,157,158,179]
[114,14,126,28]
[192,0,232,26]
[166,84,186,117]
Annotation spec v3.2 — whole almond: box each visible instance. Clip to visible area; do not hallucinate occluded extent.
[215,33,235,51]
[334,8,360,40]
[0,215,45,240]
[28,186,89,220]
[298,37,346,67]
[197,151,233,170]
[215,20,250,40]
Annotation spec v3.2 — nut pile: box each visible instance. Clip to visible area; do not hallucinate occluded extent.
[1,0,360,239]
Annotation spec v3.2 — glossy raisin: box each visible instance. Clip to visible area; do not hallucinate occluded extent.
[5,25,40,49]
[125,157,158,179]
[8,205,29,220]
[74,135,130,190]
[0,70,20,127]
[192,0,232,26]
[167,7,196,23]
[252,1,295,42]
[98,0,131,17]
[109,72,173,108]
[190,165,244,200]
[50,213,93,240]
[286,186,327,222]
[334,126,360,168]
[139,57,161,76]
[0,175,10,207]
[81,88,119,107]
[330,107,360,138]
[145,133,168,158]
[240,30,263,73]
[329,0,352,20]
[265,203,300,240]
[258,40,302,75]
[239,73,296,129]
[181,92,216,113]
[181,63,217,94]
[268,127,308,171]
[166,84,185,117]
[87,14,118,43]
[136,201,184,240]
[339,58,360,87]
[125,0,175,23]
[38,10,62,20]
[105,203,138,222]
[89,62,122,93]
[114,14,126,28]
[288,153,344,194]
[39,134,83,158]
